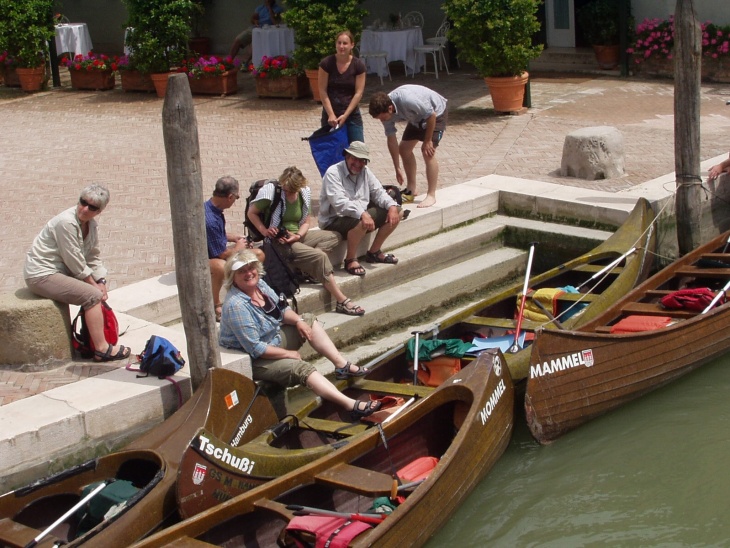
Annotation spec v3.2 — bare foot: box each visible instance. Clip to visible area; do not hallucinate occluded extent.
[417,195,436,208]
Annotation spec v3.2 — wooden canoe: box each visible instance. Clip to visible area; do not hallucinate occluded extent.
[0,368,279,547]
[132,349,514,548]
[360,197,655,384]
[525,229,730,444]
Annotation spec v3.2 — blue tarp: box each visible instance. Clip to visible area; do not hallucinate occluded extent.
[306,125,349,177]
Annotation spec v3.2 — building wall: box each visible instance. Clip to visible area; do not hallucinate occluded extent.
[633,0,728,25]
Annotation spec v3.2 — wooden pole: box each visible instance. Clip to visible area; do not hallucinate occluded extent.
[162,73,221,390]
[674,0,703,254]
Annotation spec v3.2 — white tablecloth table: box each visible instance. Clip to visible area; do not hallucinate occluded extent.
[55,23,93,57]
[360,27,424,77]
[252,26,295,65]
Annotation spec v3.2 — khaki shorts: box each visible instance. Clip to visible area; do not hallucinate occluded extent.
[251,313,318,387]
[25,272,103,310]
[323,205,391,239]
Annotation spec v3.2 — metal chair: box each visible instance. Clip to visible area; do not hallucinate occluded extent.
[412,21,450,79]
[403,11,424,28]
[356,45,391,85]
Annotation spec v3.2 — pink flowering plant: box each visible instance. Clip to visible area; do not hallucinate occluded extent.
[628,16,730,63]
[0,51,17,68]
[61,52,120,72]
[182,55,240,79]
[250,55,303,78]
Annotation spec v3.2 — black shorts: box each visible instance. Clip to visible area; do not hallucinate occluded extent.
[401,112,448,146]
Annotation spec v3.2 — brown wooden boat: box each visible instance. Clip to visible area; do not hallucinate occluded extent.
[132,349,514,548]
[526,229,730,444]
[0,368,279,547]
[361,197,655,384]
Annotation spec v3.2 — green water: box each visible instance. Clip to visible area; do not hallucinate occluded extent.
[429,354,730,546]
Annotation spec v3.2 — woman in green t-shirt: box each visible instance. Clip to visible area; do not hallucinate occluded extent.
[246,166,365,316]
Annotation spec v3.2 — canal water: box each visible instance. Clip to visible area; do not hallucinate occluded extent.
[429,353,730,546]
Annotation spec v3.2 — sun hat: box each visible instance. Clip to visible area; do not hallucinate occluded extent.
[231,256,259,271]
[344,141,370,161]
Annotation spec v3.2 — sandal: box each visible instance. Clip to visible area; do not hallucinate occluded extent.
[336,298,365,316]
[365,250,399,264]
[335,361,368,379]
[401,189,416,203]
[94,344,131,362]
[344,258,366,277]
[351,399,383,420]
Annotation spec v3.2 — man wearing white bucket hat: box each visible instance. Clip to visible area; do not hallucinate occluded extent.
[318,141,401,278]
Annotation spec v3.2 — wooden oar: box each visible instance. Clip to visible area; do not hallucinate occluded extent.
[381,396,417,425]
[529,292,565,330]
[412,330,422,385]
[287,505,386,525]
[510,243,536,353]
[701,279,730,314]
[24,481,108,548]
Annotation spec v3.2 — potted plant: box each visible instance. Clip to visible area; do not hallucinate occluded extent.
[123,0,197,97]
[0,51,19,87]
[117,54,156,92]
[189,0,213,55]
[62,52,120,91]
[282,0,366,101]
[250,55,308,99]
[0,0,55,92]
[443,0,543,112]
[576,0,633,69]
[182,54,241,95]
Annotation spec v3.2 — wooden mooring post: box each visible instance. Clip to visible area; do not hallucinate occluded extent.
[162,73,221,390]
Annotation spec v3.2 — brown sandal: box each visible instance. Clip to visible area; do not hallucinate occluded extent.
[344,258,366,277]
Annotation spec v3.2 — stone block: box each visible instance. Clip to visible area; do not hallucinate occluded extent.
[0,288,72,365]
[561,126,625,180]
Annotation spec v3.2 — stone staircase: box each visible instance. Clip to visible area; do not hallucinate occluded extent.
[2,176,634,491]
[530,47,621,76]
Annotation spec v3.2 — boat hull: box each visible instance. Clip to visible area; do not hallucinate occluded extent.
[526,229,730,443]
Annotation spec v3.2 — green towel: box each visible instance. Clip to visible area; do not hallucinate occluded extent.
[405,338,473,362]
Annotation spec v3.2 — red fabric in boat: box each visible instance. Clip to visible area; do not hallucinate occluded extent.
[609,315,673,333]
[397,456,439,482]
[416,356,461,387]
[283,516,372,548]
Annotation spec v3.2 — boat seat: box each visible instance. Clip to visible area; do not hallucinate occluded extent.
[573,264,624,275]
[314,463,394,495]
[554,292,598,303]
[0,518,50,547]
[620,302,697,319]
[675,266,730,278]
[296,417,369,437]
[351,379,433,398]
[462,315,544,331]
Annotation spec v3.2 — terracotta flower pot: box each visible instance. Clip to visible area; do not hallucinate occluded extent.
[188,69,239,96]
[69,69,116,91]
[484,72,529,113]
[592,45,620,70]
[16,66,46,92]
[150,72,172,98]
[304,68,321,102]
[120,70,156,92]
[254,74,309,99]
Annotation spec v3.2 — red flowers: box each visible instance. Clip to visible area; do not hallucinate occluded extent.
[250,55,302,79]
[61,52,119,72]
[182,56,241,79]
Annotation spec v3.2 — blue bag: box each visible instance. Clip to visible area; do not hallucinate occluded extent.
[137,336,185,379]
[305,125,349,177]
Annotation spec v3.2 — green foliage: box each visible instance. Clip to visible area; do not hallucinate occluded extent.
[282,0,366,70]
[0,0,55,68]
[123,0,196,73]
[443,0,543,77]
[577,0,633,46]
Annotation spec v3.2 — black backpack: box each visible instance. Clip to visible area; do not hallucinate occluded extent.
[262,238,300,311]
[244,179,283,242]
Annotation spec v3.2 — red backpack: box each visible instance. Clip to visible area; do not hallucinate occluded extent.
[72,301,119,358]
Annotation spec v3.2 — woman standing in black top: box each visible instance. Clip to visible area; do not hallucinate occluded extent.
[318,30,367,143]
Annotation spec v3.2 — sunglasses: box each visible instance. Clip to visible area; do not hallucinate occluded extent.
[79,198,101,212]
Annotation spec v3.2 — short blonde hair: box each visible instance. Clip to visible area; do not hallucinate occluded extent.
[224,250,265,290]
[278,166,308,194]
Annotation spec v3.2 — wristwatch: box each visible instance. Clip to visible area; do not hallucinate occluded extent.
[96,278,107,285]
